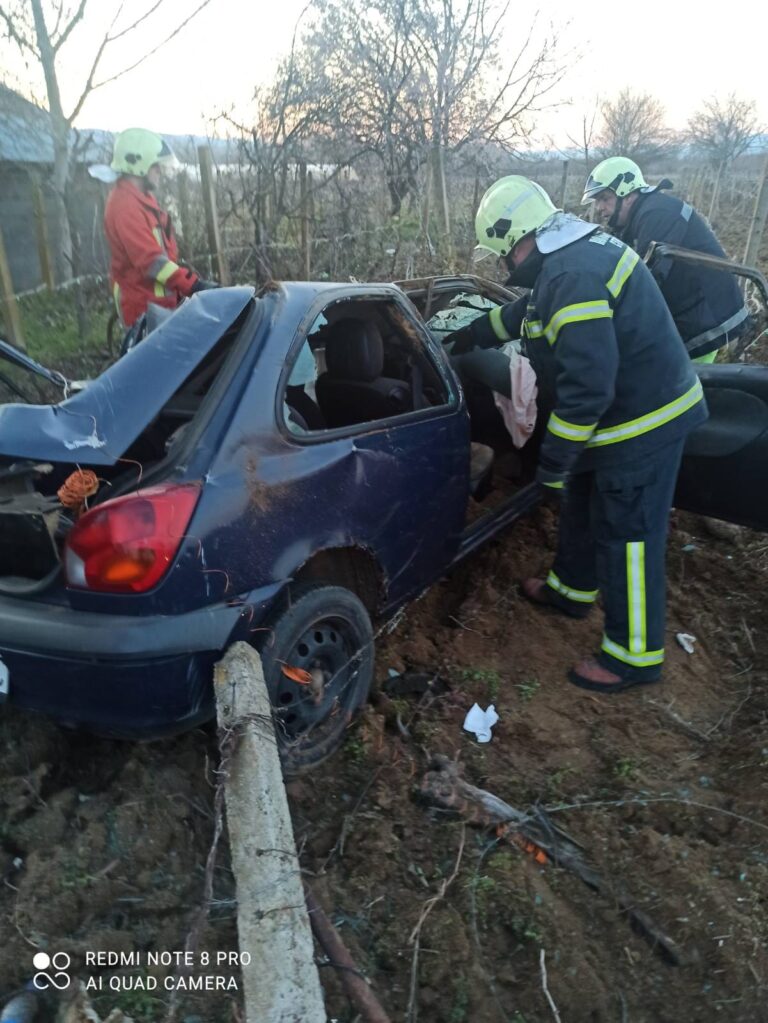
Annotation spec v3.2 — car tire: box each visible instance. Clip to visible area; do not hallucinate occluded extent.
[257,584,375,773]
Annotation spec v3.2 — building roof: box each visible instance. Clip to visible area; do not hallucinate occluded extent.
[0,87,236,168]
[0,84,54,164]
[0,85,342,169]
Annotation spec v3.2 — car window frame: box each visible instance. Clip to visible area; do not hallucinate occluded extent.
[275,287,462,445]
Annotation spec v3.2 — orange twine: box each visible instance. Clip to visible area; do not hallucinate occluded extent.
[57,469,99,515]
[496,823,548,865]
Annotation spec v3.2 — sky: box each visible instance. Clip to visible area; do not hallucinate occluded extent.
[3,0,767,148]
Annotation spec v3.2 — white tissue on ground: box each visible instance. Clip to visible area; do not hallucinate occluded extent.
[676,632,697,654]
[463,703,499,743]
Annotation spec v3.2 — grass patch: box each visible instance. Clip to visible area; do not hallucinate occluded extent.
[545,764,576,799]
[613,757,638,782]
[448,974,470,1022]
[515,678,540,703]
[459,667,501,702]
[16,284,113,368]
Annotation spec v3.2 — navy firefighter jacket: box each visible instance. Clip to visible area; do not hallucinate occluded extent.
[485,231,708,488]
[619,189,749,359]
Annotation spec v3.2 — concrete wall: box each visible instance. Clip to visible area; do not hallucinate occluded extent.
[0,162,109,293]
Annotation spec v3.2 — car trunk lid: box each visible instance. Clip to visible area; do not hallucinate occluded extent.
[0,287,255,595]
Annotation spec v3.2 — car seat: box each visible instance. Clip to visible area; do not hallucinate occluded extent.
[315,318,412,427]
[285,384,326,430]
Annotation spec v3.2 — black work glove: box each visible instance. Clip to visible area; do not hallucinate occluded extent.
[444,323,477,355]
[536,463,567,501]
[190,278,219,294]
[444,311,503,355]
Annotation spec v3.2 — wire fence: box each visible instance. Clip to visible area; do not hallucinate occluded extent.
[2,146,767,352]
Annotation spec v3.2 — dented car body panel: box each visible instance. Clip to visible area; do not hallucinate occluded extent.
[0,281,482,735]
[0,288,254,464]
[1,271,765,738]
[202,281,470,614]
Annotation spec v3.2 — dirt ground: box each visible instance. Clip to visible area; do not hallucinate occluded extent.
[1,497,767,1023]
[2,283,767,1022]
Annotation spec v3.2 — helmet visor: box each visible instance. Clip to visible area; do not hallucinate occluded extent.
[155,140,180,172]
[581,177,607,205]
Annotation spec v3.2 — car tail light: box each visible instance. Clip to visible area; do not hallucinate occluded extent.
[64,483,200,593]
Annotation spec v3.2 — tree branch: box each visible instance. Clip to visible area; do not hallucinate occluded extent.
[108,0,167,43]
[52,0,89,54]
[70,0,213,120]
[0,3,34,54]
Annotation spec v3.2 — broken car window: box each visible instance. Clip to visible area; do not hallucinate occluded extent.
[282,299,449,433]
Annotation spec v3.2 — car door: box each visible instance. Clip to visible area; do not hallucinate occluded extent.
[675,364,768,532]
[242,286,472,613]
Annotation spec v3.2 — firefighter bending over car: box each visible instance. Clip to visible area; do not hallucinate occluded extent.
[444,176,707,693]
[104,128,216,328]
[582,156,749,363]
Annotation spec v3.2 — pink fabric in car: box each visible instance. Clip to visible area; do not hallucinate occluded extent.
[493,351,538,448]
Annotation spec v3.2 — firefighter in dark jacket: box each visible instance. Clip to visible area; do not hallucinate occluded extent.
[448,175,708,692]
[104,128,214,328]
[582,156,749,363]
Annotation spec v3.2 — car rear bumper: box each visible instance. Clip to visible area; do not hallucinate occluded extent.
[2,646,218,738]
[0,586,280,737]
[0,593,247,658]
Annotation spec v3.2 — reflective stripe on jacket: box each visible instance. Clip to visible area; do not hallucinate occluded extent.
[482,230,708,487]
[104,178,199,326]
[620,190,748,358]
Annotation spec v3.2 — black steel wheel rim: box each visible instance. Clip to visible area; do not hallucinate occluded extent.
[273,614,363,739]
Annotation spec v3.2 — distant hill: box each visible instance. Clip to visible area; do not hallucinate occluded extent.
[3,84,766,170]
[0,85,236,167]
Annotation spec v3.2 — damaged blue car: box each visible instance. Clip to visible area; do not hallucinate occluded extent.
[0,272,767,770]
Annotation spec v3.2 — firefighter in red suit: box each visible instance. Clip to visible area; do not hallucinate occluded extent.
[104,128,215,327]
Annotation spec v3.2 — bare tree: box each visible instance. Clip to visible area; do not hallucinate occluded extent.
[597,88,673,164]
[686,93,762,221]
[0,0,213,283]
[565,100,599,171]
[214,9,355,280]
[687,93,762,166]
[275,0,566,225]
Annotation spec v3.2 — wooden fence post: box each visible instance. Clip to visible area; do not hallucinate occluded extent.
[0,224,25,349]
[708,159,725,223]
[466,168,481,271]
[197,145,230,285]
[29,171,55,290]
[558,159,569,209]
[176,169,192,254]
[421,159,433,256]
[688,168,701,208]
[433,143,453,265]
[214,642,326,1023]
[299,161,311,280]
[743,155,768,268]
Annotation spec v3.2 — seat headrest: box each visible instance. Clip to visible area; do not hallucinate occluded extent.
[324,319,384,381]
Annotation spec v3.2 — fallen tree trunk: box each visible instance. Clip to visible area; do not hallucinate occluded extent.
[419,755,686,966]
[214,642,326,1022]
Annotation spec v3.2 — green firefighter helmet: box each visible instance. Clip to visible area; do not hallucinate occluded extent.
[474,175,558,258]
[111,128,178,177]
[581,156,647,204]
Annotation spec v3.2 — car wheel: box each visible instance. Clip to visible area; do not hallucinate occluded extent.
[258,584,374,773]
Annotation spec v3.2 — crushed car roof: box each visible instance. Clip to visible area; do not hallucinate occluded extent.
[0,287,254,466]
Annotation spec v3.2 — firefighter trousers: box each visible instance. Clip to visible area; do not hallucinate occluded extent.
[545,439,686,680]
